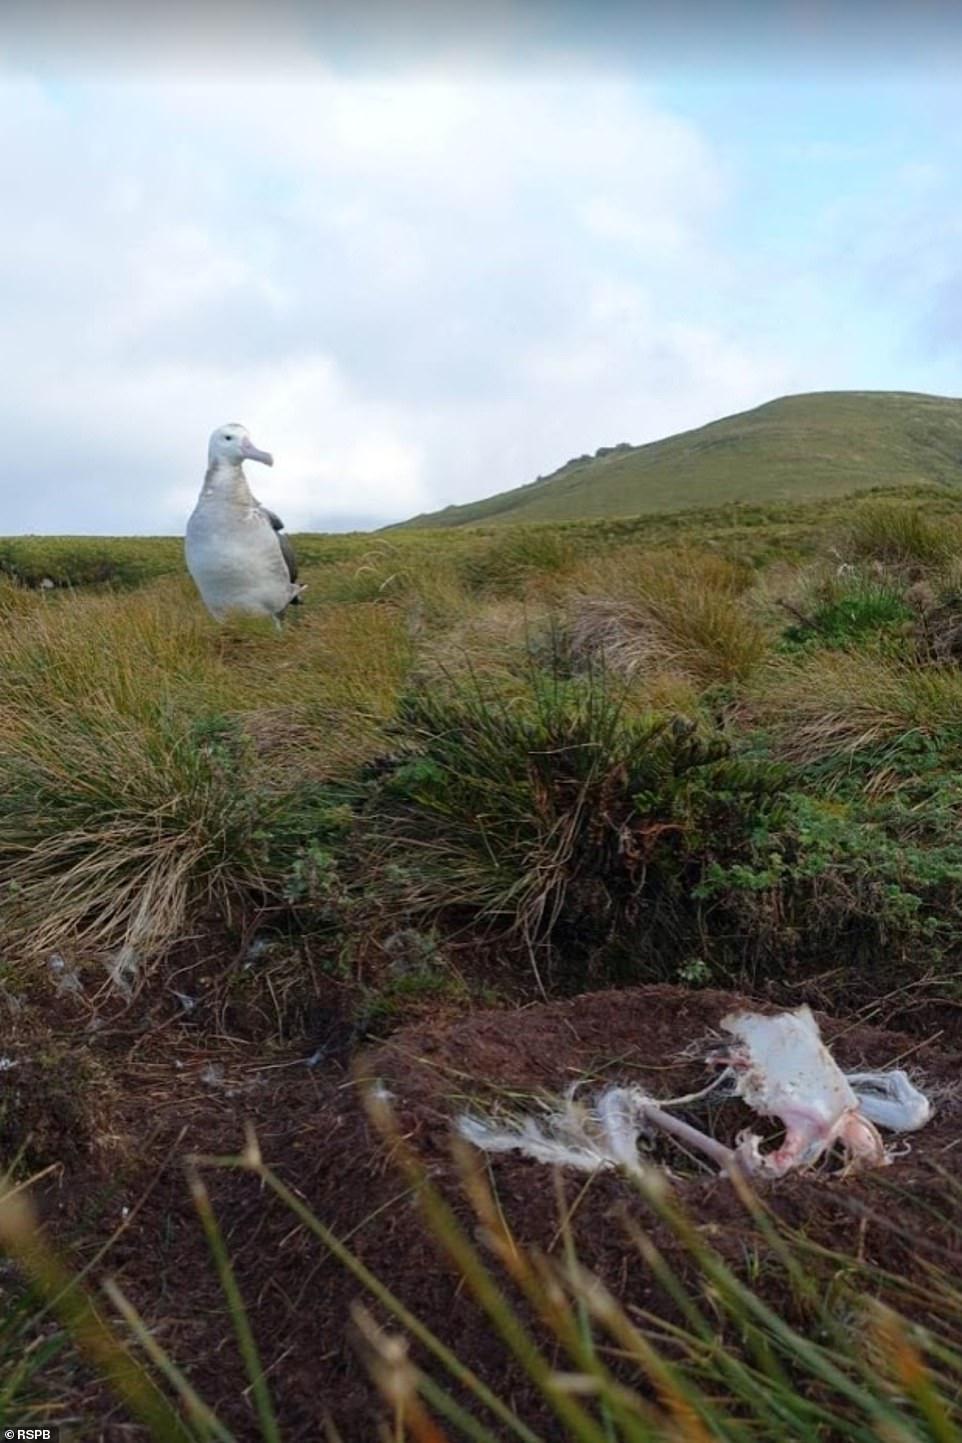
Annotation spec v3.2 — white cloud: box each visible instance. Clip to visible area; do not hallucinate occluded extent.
[0,64,806,533]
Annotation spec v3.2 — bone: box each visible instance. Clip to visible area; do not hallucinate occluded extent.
[636,1102,737,1171]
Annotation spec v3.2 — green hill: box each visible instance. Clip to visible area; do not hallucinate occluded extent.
[391,390,962,529]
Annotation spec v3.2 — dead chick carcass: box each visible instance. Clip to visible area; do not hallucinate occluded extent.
[457,1005,932,1182]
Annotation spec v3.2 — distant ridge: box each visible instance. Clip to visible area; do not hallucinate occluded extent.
[389,390,962,529]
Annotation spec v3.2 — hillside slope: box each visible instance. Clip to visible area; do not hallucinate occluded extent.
[392,391,962,528]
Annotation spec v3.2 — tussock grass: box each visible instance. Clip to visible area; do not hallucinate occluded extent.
[0,702,276,968]
[0,580,412,748]
[362,668,783,984]
[454,528,580,596]
[0,581,221,718]
[222,599,414,716]
[300,528,580,619]
[414,599,557,694]
[301,540,471,624]
[757,649,962,763]
[5,491,962,988]
[565,547,766,686]
[0,585,414,970]
[838,501,962,570]
[241,601,416,778]
[0,578,43,629]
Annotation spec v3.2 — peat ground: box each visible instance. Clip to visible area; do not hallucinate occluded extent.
[10,982,962,1439]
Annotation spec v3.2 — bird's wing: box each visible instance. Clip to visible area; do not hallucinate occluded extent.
[260,506,285,533]
[276,530,299,585]
[253,501,298,584]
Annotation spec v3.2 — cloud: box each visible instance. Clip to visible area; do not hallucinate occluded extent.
[0,62,813,533]
[8,1,962,77]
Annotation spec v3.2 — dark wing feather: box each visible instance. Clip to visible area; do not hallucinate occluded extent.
[276,531,299,587]
[259,505,299,587]
[261,507,284,532]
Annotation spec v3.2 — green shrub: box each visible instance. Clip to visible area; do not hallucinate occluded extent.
[780,573,913,648]
[355,660,962,994]
[0,536,184,588]
[359,668,786,986]
[697,784,962,982]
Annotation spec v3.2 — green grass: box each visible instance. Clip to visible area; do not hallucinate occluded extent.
[838,498,962,569]
[779,572,914,647]
[0,535,186,588]
[2,480,960,600]
[392,390,962,527]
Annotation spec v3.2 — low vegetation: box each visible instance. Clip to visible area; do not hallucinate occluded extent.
[4,491,962,993]
[838,497,962,570]
[358,670,786,991]
[564,547,765,684]
[4,481,962,1432]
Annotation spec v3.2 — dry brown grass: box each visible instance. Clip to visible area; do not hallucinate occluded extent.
[563,546,767,687]
[0,579,412,745]
[302,542,472,628]
[755,648,962,762]
[237,600,416,778]
[0,575,44,620]
[412,597,555,691]
[0,699,264,973]
[0,581,416,973]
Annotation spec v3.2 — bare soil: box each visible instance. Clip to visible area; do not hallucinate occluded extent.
[9,983,962,1440]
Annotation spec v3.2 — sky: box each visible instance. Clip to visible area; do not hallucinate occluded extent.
[3,2,962,534]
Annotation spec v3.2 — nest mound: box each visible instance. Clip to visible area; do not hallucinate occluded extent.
[37,985,962,1439]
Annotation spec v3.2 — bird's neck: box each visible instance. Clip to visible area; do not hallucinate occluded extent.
[201,461,255,506]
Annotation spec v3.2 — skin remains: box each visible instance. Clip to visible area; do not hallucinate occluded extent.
[715,1007,889,1176]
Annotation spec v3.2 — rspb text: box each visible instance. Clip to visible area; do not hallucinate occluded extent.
[2,1430,60,1440]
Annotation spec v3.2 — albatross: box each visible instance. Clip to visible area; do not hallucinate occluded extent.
[185,423,305,625]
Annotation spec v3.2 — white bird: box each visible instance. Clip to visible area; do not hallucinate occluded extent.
[185,423,305,625]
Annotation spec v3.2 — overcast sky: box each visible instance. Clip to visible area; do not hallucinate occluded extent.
[3,2,962,534]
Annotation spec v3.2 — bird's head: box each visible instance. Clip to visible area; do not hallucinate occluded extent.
[207,423,274,469]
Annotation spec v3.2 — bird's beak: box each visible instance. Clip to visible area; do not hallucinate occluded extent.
[240,436,274,466]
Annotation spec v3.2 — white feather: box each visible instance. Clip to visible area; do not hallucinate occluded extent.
[845,1070,933,1132]
[185,423,302,623]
